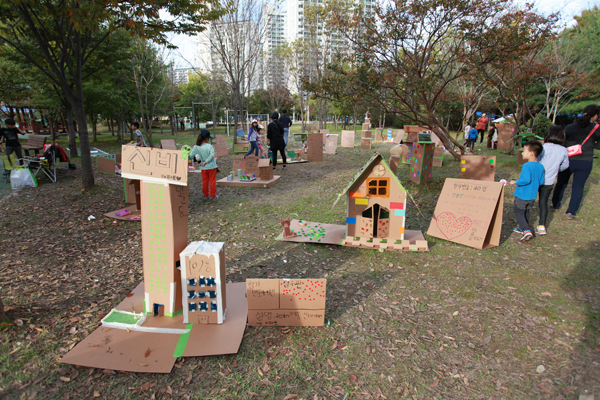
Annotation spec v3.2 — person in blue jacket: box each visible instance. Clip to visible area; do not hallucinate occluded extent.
[468,125,479,152]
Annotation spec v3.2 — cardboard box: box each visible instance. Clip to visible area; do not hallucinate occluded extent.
[247,278,327,326]
[362,123,370,130]
[409,142,435,184]
[427,178,504,249]
[258,158,274,180]
[341,130,355,148]
[307,134,324,162]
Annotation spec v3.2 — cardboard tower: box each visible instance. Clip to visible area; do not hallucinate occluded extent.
[409,142,435,184]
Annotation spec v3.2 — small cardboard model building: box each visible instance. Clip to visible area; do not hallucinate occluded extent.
[374,128,382,142]
[497,123,515,151]
[161,140,177,150]
[217,157,280,188]
[180,242,227,325]
[277,153,428,251]
[213,136,228,157]
[427,178,504,249]
[409,142,435,184]
[361,130,372,150]
[246,279,327,326]
[389,144,409,174]
[306,134,324,161]
[341,130,355,148]
[459,156,496,181]
[324,134,339,154]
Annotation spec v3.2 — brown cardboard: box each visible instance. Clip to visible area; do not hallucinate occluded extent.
[497,123,515,151]
[361,138,371,150]
[97,156,119,174]
[276,220,428,251]
[388,155,400,174]
[61,282,249,373]
[213,136,228,157]
[427,178,505,249]
[394,130,404,144]
[216,175,280,188]
[324,134,338,154]
[246,279,327,327]
[121,146,188,186]
[409,142,435,184]
[362,130,372,139]
[232,158,245,173]
[244,156,260,176]
[362,123,370,130]
[432,147,444,167]
[104,208,142,221]
[307,134,324,161]
[141,182,188,317]
[341,130,355,148]
[459,156,496,181]
[161,139,177,150]
[258,158,274,180]
[374,129,382,141]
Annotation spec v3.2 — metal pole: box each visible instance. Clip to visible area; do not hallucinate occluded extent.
[226,109,229,136]
[192,103,196,137]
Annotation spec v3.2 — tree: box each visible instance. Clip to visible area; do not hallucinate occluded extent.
[0,0,222,189]
[330,0,556,160]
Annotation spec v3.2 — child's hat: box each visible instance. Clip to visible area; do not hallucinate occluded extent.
[200,129,212,139]
[252,119,258,123]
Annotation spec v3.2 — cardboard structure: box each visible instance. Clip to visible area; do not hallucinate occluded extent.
[404,125,443,146]
[401,142,414,164]
[217,157,280,188]
[324,134,339,154]
[409,142,435,184]
[306,134,324,161]
[277,153,428,251]
[161,140,177,150]
[459,156,496,181]
[247,279,327,327]
[180,242,227,324]
[427,178,504,249]
[361,130,372,150]
[233,129,250,154]
[497,123,515,151]
[213,136,228,157]
[97,155,121,175]
[374,128,382,142]
[394,129,404,144]
[433,147,444,167]
[104,179,142,221]
[341,130,355,148]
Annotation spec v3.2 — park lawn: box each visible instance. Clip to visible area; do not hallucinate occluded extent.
[0,133,599,400]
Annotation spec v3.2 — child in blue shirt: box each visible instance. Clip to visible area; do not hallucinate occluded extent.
[468,126,478,152]
[510,140,545,241]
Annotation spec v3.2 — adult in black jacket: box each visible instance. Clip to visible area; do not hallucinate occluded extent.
[552,104,600,218]
[267,112,286,169]
[279,109,292,146]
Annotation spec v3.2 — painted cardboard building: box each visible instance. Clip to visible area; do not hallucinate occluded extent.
[459,155,496,181]
[409,142,435,184]
[180,241,227,324]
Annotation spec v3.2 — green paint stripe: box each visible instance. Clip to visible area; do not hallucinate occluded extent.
[173,323,193,358]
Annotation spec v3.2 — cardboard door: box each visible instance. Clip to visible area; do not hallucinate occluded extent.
[377,206,390,238]
[360,207,374,238]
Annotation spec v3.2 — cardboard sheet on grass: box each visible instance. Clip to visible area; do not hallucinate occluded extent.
[247,279,327,326]
[324,134,339,154]
[427,178,504,249]
[61,282,248,373]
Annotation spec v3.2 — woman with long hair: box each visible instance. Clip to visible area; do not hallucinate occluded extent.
[551,104,600,219]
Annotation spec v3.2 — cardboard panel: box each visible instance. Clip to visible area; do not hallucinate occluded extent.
[497,123,515,151]
[361,138,371,150]
[324,134,338,154]
[161,140,177,150]
[374,129,382,141]
[216,175,280,188]
[432,147,444,167]
[247,309,325,327]
[213,136,228,157]
[362,130,372,139]
[427,179,504,249]
[97,156,118,174]
[245,156,260,176]
[389,155,400,174]
[104,208,142,221]
[341,130,355,148]
[246,279,280,309]
[121,146,188,186]
[395,130,404,144]
[459,156,496,181]
[307,134,323,162]
[280,279,326,310]
[362,123,370,130]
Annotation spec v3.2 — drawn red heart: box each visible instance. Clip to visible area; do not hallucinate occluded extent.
[436,212,472,240]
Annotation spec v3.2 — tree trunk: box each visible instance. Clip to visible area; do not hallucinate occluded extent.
[73,98,94,189]
[66,104,78,159]
[0,294,5,322]
[92,115,97,142]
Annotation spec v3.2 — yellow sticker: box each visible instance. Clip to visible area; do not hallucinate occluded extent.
[355,198,369,205]
[461,168,466,172]
[461,160,466,164]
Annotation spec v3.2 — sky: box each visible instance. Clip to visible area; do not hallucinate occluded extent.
[165,0,600,69]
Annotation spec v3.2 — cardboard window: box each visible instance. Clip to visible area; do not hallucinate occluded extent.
[209,291,217,299]
[199,302,208,311]
[367,178,390,198]
[198,292,206,298]
[189,303,197,312]
[188,278,196,286]
[211,302,217,311]
[362,207,373,218]
[207,277,216,286]
[188,290,196,299]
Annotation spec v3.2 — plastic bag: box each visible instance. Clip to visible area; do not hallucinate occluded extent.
[10,168,38,190]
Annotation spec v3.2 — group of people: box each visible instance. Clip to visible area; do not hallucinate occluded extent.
[464,113,498,151]
[189,109,293,201]
[509,104,600,241]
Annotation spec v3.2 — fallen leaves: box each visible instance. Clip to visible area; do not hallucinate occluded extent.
[144,348,151,358]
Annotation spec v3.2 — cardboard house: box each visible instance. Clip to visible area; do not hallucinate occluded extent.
[258,158,274,180]
[179,242,227,324]
[333,153,407,244]
[409,142,435,184]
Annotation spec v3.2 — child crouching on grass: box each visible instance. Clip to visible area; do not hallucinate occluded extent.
[190,129,218,201]
[510,140,545,242]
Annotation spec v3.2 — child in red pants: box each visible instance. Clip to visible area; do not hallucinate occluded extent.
[190,130,219,200]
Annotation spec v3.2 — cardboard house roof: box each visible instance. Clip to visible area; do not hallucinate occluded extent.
[331,152,406,209]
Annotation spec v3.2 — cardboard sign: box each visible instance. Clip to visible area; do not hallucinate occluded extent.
[232,158,245,173]
[324,134,338,154]
[247,279,327,327]
[341,130,355,148]
[497,123,515,151]
[121,146,188,186]
[213,136,228,157]
[459,156,496,181]
[245,156,260,176]
[427,178,504,249]
[307,134,323,161]
[161,140,177,150]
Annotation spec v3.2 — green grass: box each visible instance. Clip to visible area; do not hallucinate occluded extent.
[1,130,599,399]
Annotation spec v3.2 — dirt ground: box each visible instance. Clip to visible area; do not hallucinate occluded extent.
[1,133,599,400]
